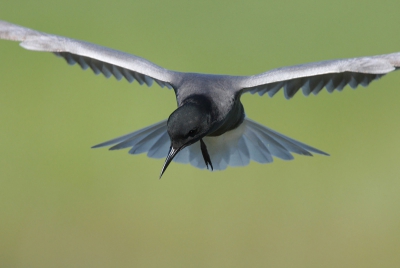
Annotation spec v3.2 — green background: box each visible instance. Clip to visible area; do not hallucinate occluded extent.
[1,1,400,267]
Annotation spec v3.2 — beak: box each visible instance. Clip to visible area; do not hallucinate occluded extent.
[159,146,180,179]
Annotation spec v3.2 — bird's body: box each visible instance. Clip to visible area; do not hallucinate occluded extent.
[1,20,399,177]
[175,73,243,134]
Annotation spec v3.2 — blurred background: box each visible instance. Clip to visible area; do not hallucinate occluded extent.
[1,1,400,267]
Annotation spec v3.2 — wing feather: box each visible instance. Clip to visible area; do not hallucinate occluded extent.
[240,53,400,99]
[0,20,179,89]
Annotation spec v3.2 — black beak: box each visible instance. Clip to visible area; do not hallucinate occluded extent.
[159,146,180,179]
[159,139,213,178]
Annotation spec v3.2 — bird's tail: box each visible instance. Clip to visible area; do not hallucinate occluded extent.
[92,118,328,170]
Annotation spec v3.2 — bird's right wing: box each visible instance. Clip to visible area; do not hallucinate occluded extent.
[0,20,181,88]
[237,52,400,99]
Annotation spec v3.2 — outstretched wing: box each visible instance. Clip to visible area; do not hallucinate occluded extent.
[238,53,400,99]
[0,20,181,88]
[93,118,327,170]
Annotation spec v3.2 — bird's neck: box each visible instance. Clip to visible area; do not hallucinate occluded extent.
[180,95,216,119]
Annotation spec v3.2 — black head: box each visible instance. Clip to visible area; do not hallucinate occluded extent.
[159,103,212,178]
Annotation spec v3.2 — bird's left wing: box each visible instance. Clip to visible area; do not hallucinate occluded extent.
[0,20,180,88]
[237,52,400,99]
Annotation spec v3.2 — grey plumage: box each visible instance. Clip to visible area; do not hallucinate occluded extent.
[1,20,399,177]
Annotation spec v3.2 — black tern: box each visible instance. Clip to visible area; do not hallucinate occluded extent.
[1,20,399,178]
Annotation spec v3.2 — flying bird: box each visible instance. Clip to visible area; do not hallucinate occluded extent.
[0,20,399,178]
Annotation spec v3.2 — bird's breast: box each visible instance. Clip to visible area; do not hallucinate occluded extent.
[208,99,244,137]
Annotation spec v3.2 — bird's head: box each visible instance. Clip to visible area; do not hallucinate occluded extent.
[160,103,212,178]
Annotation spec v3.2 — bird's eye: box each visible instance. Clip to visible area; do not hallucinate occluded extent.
[188,129,197,137]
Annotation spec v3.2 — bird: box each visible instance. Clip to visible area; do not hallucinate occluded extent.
[0,20,399,178]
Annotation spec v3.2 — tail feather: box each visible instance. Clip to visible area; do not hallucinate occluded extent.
[92,118,328,170]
